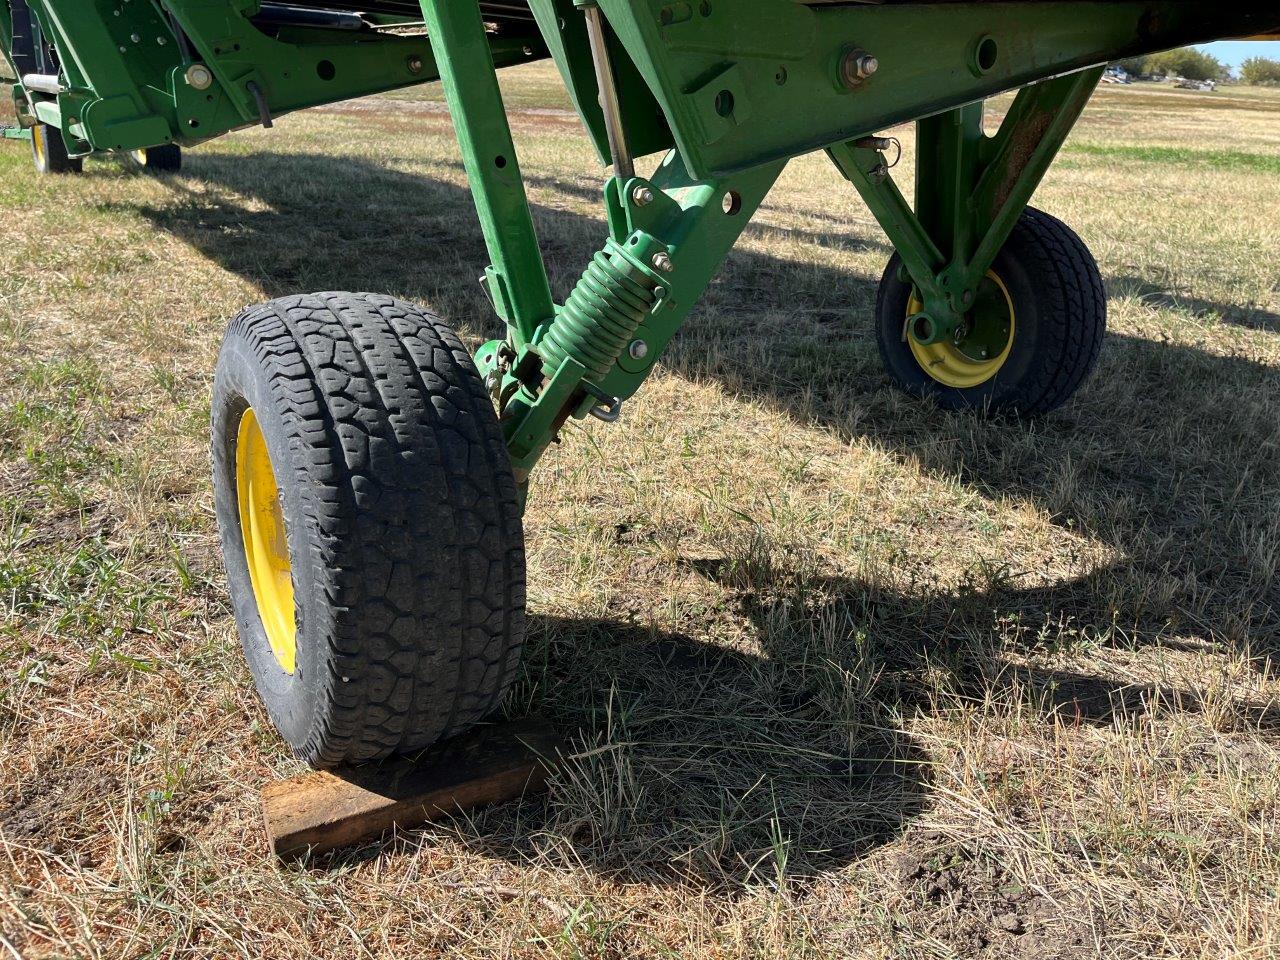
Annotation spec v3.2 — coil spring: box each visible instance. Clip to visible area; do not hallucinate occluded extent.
[539,240,658,384]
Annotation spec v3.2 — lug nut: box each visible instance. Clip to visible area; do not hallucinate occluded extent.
[651,252,674,272]
[632,186,655,207]
[628,339,649,360]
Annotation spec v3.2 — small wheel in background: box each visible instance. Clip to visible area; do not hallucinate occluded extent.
[131,144,182,172]
[211,292,526,769]
[31,123,82,175]
[875,207,1106,417]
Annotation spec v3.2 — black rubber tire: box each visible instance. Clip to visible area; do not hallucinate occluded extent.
[133,144,182,172]
[211,293,526,768]
[31,124,82,175]
[875,207,1105,416]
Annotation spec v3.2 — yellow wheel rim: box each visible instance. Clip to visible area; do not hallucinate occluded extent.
[33,129,46,164]
[131,149,147,165]
[908,271,1016,390]
[236,409,297,673]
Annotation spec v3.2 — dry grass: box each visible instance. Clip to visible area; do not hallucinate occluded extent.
[2,65,1280,958]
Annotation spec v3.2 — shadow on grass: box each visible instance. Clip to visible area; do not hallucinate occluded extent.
[1112,274,1280,332]
[121,150,1280,882]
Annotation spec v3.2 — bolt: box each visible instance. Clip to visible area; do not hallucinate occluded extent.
[632,185,655,207]
[184,64,214,91]
[156,36,166,45]
[653,286,668,299]
[406,55,424,75]
[979,348,989,359]
[840,48,879,89]
[130,32,141,43]
[628,339,650,361]
[651,251,674,272]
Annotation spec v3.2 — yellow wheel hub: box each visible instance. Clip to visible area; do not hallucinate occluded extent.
[236,409,297,674]
[908,271,1016,390]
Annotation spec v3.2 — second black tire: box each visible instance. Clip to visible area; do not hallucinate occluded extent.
[31,123,81,175]
[875,207,1105,416]
[211,293,526,768]
[132,144,182,172]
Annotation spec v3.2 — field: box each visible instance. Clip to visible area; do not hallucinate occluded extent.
[2,66,1279,958]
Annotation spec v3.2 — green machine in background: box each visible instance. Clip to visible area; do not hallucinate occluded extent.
[4,1,1278,768]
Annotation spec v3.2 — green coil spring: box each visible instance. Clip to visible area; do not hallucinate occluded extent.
[538,239,659,384]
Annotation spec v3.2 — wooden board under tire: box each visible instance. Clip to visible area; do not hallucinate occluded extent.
[261,717,561,860]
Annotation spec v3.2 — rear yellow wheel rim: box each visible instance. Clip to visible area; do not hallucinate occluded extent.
[131,149,147,165]
[236,409,297,674]
[908,271,1016,390]
[33,129,46,165]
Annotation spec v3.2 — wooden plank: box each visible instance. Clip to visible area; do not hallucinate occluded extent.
[261,717,561,860]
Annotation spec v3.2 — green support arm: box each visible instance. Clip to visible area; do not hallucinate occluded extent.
[419,0,556,345]
[830,66,1104,346]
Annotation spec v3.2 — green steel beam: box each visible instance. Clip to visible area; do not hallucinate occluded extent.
[419,0,555,344]
[595,1,1280,179]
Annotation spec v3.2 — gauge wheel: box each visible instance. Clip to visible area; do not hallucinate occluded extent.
[31,123,82,175]
[211,292,526,768]
[875,207,1105,416]
[131,144,182,172]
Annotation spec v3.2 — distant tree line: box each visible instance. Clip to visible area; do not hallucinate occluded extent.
[1241,56,1280,86]
[1114,47,1280,85]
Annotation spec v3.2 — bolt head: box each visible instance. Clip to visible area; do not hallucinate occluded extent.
[651,252,674,272]
[632,186,655,207]
[185,64,214,91]
[407,55,424,75]
[858,55,879,79]
[628,339,650,361]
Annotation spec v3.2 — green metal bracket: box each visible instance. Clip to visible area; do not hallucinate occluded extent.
[830,66,1103,346]
[5,0,546,157]
[475,148,783,481]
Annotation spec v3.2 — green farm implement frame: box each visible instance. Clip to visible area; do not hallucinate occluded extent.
[4,1,1278,767]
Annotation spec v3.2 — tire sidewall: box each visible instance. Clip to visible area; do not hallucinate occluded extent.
[31,125,50,174]
[876,233,1054,413]
[212,332,329,748]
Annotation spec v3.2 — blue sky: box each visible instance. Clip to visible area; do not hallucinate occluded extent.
[1198,40,1278,72]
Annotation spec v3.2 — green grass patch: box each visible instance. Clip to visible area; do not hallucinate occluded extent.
[1065,142,1280,174]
